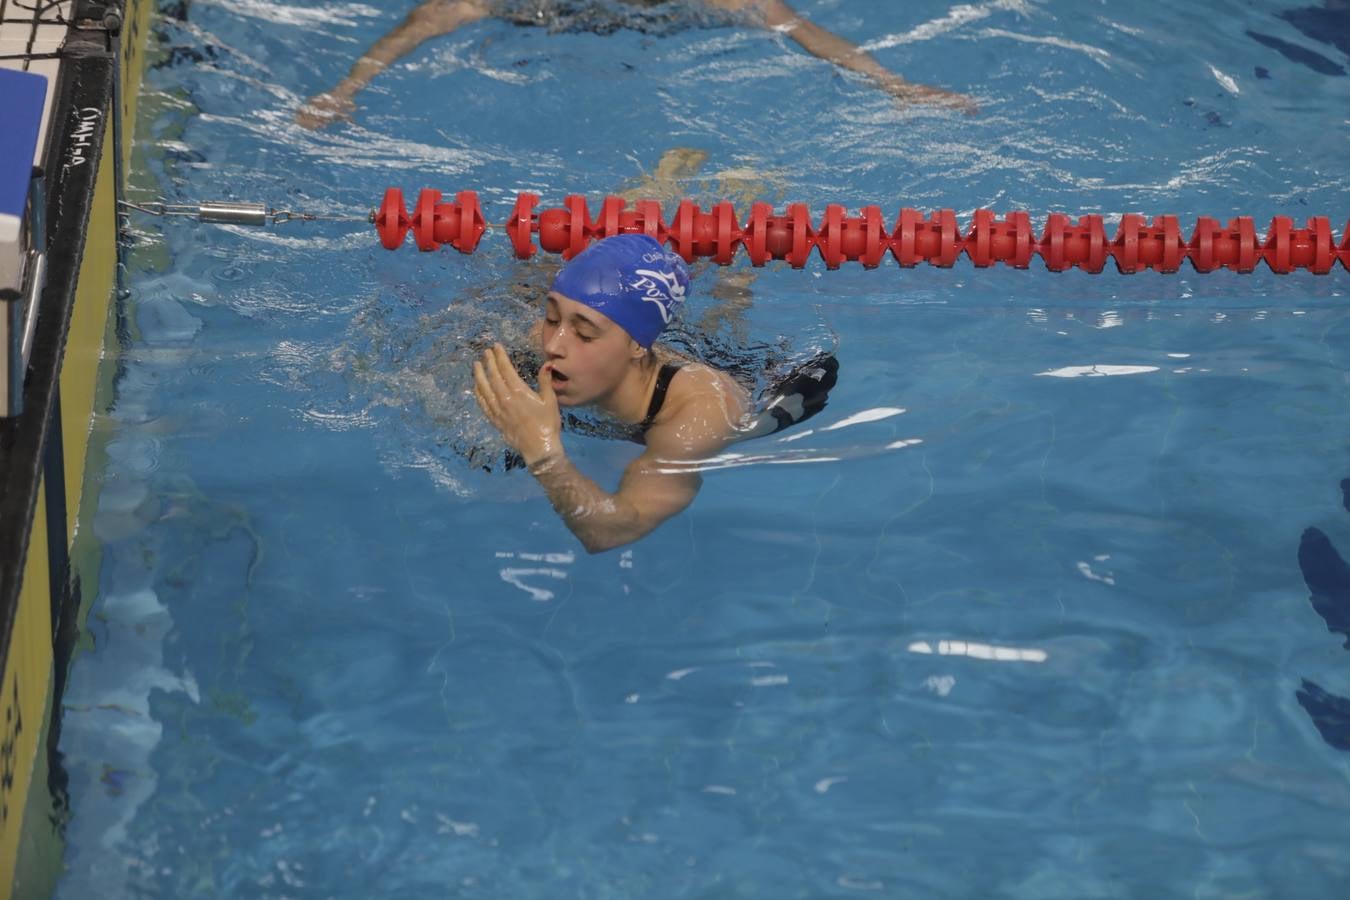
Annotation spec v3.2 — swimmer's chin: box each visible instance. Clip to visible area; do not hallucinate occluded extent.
[551,385,597,409]
[553,389,596,409]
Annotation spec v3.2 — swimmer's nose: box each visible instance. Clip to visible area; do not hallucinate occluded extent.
[542,325,566,358]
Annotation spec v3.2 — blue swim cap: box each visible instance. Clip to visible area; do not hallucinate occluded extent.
[550,234,689,349]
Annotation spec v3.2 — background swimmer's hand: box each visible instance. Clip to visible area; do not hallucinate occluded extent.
[296,90,356,130]
[473,344,561,468]
[877,74,979,115]
[296,2,491,131]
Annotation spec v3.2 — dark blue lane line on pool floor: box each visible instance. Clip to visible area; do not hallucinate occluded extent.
[1297,490,1350,751]
[1246,31,1345,77]
[1281,3,1350,59]
[1246,2,1350,78]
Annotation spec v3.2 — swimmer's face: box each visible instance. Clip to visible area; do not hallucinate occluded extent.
[539,292,644,406]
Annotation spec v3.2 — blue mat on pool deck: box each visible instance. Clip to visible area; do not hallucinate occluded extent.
[0,68,47,251]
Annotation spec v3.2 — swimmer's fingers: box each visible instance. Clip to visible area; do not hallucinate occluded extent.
[472,361,492,409]
[472,361,503,424]
[295,92,355,131]
[949,91,981,117]
[490,343,531,394]
[879,75,978,115]
[479,345,515,400]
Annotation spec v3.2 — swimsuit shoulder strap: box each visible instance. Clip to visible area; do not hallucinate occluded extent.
[640,362,683,432]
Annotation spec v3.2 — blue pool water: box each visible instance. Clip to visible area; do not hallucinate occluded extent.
[54,0,1350,897]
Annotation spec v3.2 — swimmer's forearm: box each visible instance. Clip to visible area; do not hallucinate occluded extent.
[528,453,644,554]
[749,0,973,109]
[327,1,489,100]
[329,33,436,98]
[754,0,896,83]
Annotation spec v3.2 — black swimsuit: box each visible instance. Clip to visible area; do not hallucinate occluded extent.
[493,0,727,34]
[608,354,840,445]
[636,362,682,436]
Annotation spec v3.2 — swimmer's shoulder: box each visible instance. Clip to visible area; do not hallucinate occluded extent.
[417,0,493,26]
[645,353,748,445]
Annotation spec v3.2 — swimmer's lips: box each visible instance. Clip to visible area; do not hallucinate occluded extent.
[548,368,570,388]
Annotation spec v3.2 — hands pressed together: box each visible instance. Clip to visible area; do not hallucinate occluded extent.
[472,344,562,468]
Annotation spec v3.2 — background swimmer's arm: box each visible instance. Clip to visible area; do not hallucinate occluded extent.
[531,390,735,554]
[298,0,491,129]
[710,0,977,112]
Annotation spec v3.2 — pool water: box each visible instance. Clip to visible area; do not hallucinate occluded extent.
[55,0,1350,897]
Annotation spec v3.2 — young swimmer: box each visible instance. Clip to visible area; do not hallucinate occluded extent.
[472,233,834,552]
[297,0,975,129]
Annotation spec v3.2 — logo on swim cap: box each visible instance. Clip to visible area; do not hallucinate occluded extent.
[630,267,686,325]
[551,234,689,348]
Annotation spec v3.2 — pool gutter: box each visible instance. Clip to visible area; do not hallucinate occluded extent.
[0,1,153,896]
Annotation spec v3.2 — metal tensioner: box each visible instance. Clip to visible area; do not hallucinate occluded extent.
[117,199,368,227]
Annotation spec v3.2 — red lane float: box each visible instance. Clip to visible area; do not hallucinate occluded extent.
[372,188,1350,274]
[375,187,485,253]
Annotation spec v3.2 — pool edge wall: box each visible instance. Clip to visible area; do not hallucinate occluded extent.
[0,1,155,897]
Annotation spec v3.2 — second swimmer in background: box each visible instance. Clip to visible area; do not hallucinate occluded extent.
[298,0,975,128]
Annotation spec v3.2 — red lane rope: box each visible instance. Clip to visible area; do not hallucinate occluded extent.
[373,188,1350,275]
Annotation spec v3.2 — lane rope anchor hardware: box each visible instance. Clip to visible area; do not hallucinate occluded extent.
[116,199,370,227]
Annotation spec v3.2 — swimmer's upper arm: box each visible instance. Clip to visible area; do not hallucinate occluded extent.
[610,375,742,541]
[411,0,491,29]
[704,0,797,28]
